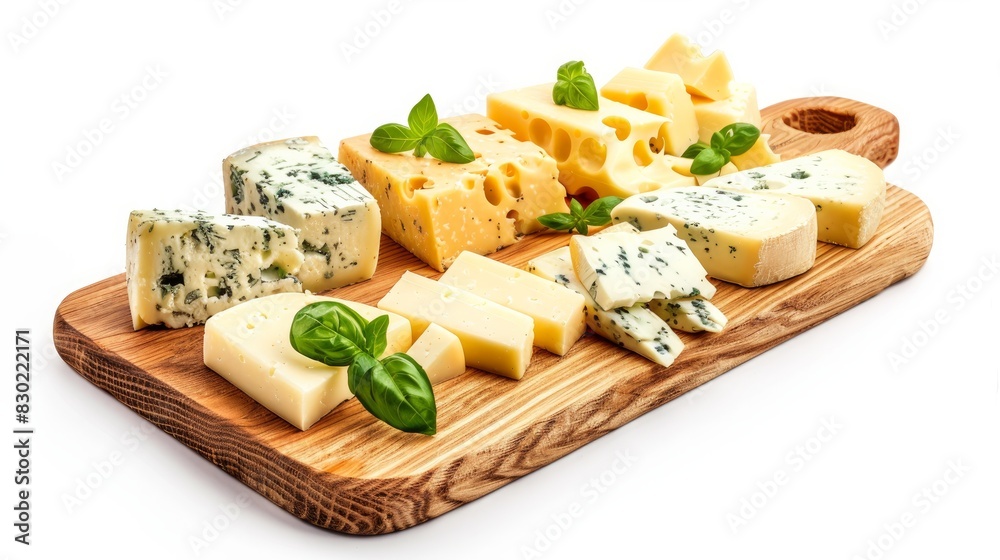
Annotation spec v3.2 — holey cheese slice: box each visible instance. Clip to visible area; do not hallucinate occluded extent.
[527,247,684,368]
[644,34,735,101]
[126,209,303,330]
[487,83,696,199]
[339,114,568,272]
[703,149,887,248]
[611,187,817,287]
[378,271,534,380]
[569,222,716,310]
[224,136,380,292]
[599,67,699,156]
[439,251,586,356]
[203,293,411,430]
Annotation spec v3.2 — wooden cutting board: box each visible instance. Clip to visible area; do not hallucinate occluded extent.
[53,97,931,535]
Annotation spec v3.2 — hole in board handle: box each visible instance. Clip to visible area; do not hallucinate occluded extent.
[781,108,857,135]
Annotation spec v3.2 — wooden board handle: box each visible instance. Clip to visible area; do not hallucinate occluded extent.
[761,97,900,169]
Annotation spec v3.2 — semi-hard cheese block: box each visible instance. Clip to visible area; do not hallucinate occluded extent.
[377,271,534,380]
[224,136,380,292]
[487,83,696,199]
[691,82,761,144]
[527,247,684,368]
[599,67,699,156]
[203,293,411,430]
[569,222,716,310]
[647,297,727,333]
[338,114,568,272]
[408,323,466,385]
[126,209,303,330]
[730,135,781,171]
[703,149,886,248]
[611,187,817,287]
[439,251,586,356]
[644,34,734,101]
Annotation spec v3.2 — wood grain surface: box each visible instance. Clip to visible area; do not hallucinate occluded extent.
[53,98,930,534]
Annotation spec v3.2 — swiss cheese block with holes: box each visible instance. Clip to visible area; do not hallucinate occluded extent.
[338,114,568,272]
[487,83,696,199]
[644,34,735,101]
[600,67,700,157]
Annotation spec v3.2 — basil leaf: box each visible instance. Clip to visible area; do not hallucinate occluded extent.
[347,352,378,396]
[582,196,624,226]
[413,139,427,158]
[408,94,437,137]
[537,212,578,231]
[289,301,369,367]
[569,197,585,218]
[370,123,421,154]
[575,221,589,235]
[690,147,727,175]
[720,123,760,156]
[364,314,389,358]
[553,60,599,111]
[424,123,476,164]
[710,131,727,152]
[352,353,437,435]
[681,142,710,159]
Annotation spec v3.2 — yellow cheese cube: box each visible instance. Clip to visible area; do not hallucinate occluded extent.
[338,114,568,272]
[600,67,699,156]
[692,82,761,143]
[408,323,466,385]
[730,134,781,171]
[644,34,735,101]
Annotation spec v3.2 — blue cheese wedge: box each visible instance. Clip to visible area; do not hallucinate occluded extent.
[126,209,303,330]
[569,222,716,310]
[702,149,886,248]
[224,136,381,292]
[527,247,683,367]
[647,297,727,333]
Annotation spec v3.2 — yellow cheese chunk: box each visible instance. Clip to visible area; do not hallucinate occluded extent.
[692,82,761,143]
[408,323,466,385]
[439,251,586,356]
[377,271,534,380]
[203,293,412,430]
[600,67,699,156]
[338,114,568,272]
[644,34,734,101]
[487,83,696,199]
[667,155,739,185]
[731,135,781,171]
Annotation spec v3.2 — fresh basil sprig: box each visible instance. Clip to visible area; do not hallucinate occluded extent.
[370,94,475,164]
[537,196,623,235]
[289,301,436,435]
[682,123,761,175]
[553,61,599,111]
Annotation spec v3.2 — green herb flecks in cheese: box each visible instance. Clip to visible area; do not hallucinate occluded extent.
[224,136,381,292]
[126,209,303,330]
[527,247,683,367]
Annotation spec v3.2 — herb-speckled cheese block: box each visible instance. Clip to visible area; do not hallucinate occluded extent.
[647,297,727,333]
[569,222,716,310]
[126,209,303,330]
[527,247,684,368]
[702,149,886,248]
[338,114,569,272]
[224,136,380,292]
[611,187,817,287]
[203,293,411,430]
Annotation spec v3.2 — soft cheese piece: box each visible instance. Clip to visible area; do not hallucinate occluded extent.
[644,34,735,101]
[203,293,411,430]
[223,136,380,292]
[611,187,817,287]
[339,115,568,272]
[439,251,586,356]
[527,247,684,367]
[408,323,466,385]
[730,135,781,171]
[126,209,303,330]
[702,149,886,248]
[377,271,534,380]
[569,222,716,310]
[487,83,696,199]
[647,297,727,333]
[599,67,699,156]
[691,82,761,144]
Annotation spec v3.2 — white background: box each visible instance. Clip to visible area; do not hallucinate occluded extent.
[3,1,997,558]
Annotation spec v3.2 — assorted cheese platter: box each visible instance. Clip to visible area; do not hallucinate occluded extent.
[53,35,931,534]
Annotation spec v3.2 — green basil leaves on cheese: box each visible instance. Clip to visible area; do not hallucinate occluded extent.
[537,196,623,234]
[552,60,599,111]
[370,94,475,164]
[683,123,761,175]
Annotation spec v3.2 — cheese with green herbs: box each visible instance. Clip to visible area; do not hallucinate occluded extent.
[126,209,303,330]
[224,136,380,292]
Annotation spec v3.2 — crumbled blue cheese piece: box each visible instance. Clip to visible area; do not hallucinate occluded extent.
[647,297,727,333]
